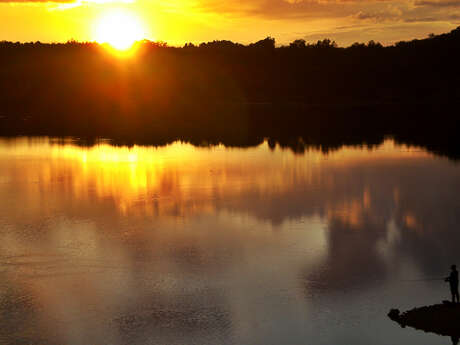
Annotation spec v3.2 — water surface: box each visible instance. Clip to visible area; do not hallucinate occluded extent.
[0,137,459,345]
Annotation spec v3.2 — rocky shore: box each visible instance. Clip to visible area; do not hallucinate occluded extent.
[388,302,460,337]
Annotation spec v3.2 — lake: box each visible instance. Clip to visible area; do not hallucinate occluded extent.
[0,137,459,345]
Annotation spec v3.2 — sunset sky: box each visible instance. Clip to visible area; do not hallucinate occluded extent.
[1,0,459,46]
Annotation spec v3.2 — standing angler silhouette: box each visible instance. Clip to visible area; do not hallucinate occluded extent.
[445,265,459,303]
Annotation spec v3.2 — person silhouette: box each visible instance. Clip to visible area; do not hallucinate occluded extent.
[445,265,459,303]
[452,336,459,345]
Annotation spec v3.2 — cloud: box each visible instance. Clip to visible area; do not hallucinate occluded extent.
[190,0,460,33]
[403,16,438,21]
[414,0,460,7]
[192,0,353,20]
[352,8,402,22]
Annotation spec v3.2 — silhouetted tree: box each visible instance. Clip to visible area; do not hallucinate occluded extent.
[250,37,276,49]
[367,40,382,48]
[314,38,337,48]
[0,27,459,159]
[289,39,306,48]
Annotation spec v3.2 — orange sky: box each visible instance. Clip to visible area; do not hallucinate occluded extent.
[0,0,459,46]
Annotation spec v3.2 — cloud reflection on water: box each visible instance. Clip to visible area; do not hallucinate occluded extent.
[0,137,458,344]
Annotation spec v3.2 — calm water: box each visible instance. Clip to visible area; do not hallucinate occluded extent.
[0,137,459,345]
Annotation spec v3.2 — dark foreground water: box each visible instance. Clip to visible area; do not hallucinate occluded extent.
[0,137,459,345]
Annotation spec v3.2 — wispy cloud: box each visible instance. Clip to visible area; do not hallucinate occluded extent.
[414,0,460,7]
[352,6,403,22]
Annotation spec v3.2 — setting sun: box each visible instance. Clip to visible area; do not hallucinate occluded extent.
[95,10,145,51]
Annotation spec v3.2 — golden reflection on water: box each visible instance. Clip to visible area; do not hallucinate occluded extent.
[0,137,428,217]
[0,137,452,345]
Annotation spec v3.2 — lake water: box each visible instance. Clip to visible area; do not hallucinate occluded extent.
[0,137,459,345]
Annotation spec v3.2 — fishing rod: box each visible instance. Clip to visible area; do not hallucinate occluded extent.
[400,278,446,282]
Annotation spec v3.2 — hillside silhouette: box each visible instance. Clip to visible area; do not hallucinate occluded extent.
[0,28,459,157]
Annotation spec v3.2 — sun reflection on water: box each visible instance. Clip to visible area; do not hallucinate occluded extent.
[0,137,458,345]
[0,137,430,217]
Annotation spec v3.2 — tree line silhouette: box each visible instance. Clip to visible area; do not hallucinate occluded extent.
[0,28,459,158]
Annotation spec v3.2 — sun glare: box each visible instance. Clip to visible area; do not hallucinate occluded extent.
[95,11,145,51]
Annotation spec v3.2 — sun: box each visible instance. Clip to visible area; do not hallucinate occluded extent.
[95,10,145,51]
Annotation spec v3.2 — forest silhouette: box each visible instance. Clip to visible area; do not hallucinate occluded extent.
[0,27,459,158]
